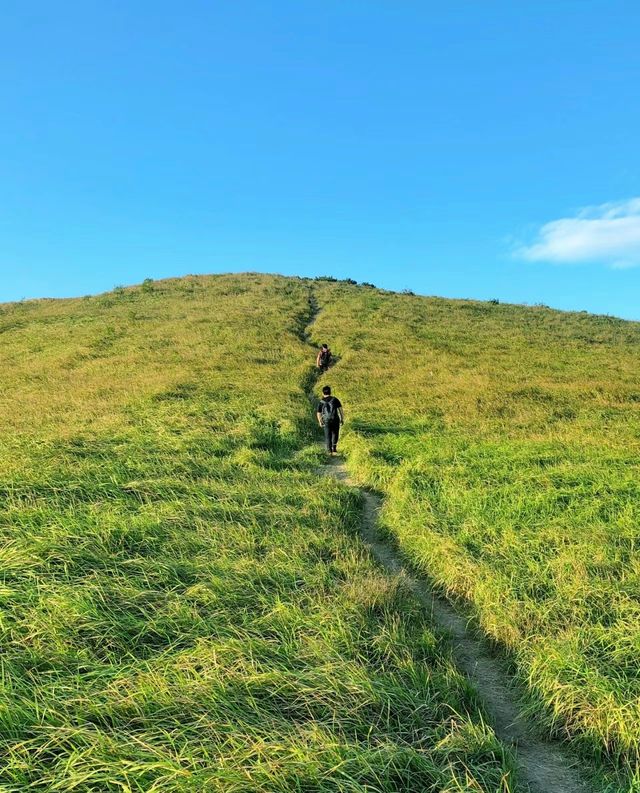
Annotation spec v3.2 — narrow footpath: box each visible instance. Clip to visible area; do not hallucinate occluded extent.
[320,455,594,793]
[305,286,594,792]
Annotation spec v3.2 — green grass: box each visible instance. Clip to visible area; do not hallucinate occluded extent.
[311,280,640,790]
[0,274,517,791]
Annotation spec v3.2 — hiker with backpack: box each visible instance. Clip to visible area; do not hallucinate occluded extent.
[316,385,344,455]
[316,344,332,372]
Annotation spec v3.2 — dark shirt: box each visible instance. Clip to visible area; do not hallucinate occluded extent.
[317,396,342,421]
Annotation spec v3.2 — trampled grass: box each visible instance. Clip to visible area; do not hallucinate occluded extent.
[311,280,640,788]
[0,274,517,791]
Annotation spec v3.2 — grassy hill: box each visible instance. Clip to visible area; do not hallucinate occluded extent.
[2,271,639,791]
[311,280,640,786]
[0,274,517,792]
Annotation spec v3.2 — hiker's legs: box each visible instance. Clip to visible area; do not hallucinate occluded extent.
[323,423,332,452]
[330,421,340,452]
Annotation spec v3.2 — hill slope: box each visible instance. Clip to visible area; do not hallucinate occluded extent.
[311,280,640,782]
[3,271,639,790]
[0,274,517,792]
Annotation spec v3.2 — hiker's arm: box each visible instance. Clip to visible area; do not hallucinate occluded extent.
[338,407,345,424]
[316,411,323,427]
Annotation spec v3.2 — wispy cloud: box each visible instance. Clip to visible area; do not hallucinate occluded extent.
[516,198,640,269]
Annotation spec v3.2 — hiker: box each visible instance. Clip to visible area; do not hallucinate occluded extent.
[316,385,344,455]
[316,344,332,372]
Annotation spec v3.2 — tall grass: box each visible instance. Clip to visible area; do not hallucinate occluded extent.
[311,280,640,789]
[0,274,516,791]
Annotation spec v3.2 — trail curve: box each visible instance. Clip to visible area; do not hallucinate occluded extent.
[321,456,594,793]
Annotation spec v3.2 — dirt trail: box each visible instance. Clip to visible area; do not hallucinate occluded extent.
[322,456,594,793]
[304,288,593,791]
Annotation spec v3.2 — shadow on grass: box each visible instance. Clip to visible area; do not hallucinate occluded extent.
[349,419,424,437]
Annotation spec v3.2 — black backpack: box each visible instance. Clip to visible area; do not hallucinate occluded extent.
[320,397,338,423]
[319,348,331,365]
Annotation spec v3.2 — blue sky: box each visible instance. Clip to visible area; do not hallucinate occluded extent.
[2,1,640,318]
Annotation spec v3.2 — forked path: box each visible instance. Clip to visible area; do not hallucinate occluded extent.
[321,455,594,793]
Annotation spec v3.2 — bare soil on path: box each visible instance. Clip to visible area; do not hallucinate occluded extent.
[321,454,595,793]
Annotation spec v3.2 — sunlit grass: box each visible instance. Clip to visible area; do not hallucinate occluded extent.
[312,281,640,788]
[0,274,516,791]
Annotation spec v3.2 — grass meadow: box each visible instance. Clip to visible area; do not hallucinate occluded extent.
[312,280,640,790]
[0,274,518,791]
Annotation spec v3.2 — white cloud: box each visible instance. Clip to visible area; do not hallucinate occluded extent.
[517,198,640,268]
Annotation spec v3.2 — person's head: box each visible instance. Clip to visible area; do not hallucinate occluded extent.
[321,344,328,350]
[322,385,331,396]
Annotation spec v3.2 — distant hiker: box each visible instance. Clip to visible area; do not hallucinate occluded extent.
[316,344,332,372]
[316,385,344,455]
